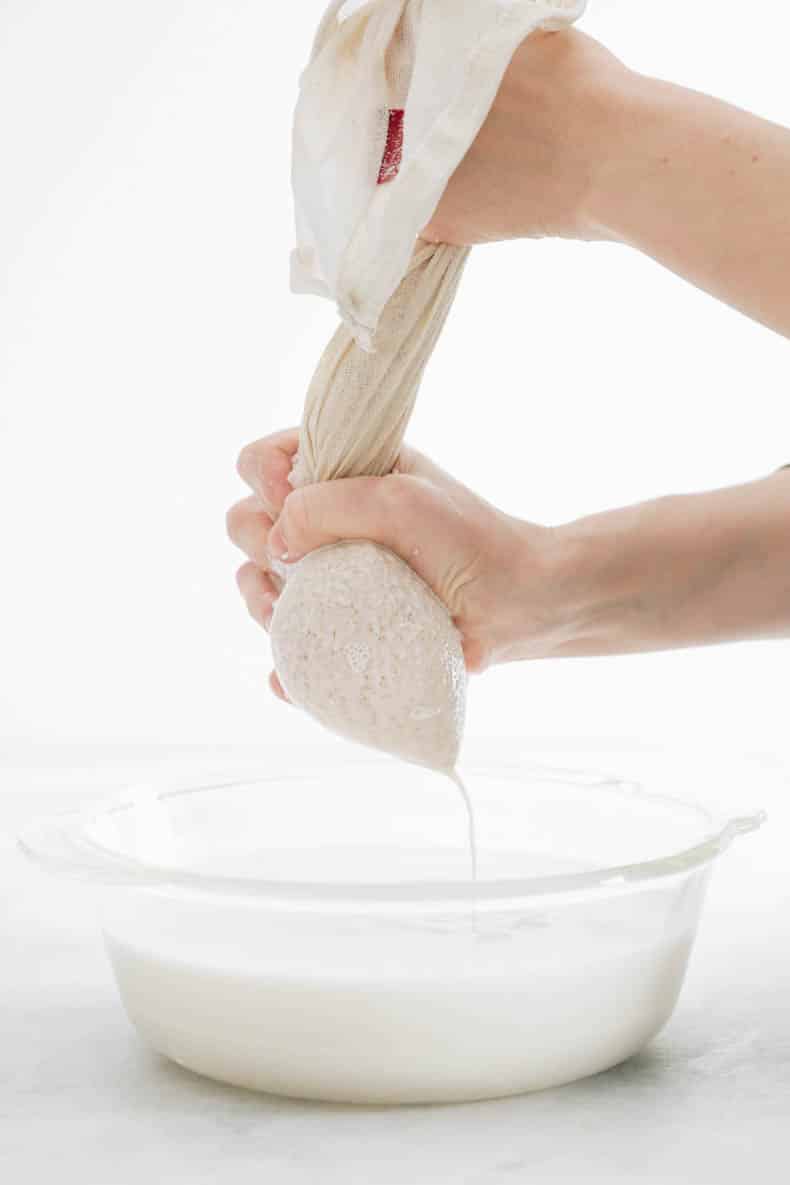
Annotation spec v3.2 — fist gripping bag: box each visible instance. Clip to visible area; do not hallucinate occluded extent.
[271,0,586,771]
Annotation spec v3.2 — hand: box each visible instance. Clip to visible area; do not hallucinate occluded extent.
[420,26,790,339]
[419,29,631,245]
[228,436,790,686]
[226,430,564,699]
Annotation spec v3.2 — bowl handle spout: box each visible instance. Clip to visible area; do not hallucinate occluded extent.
[18,812,161,886]
[720,810,768,850]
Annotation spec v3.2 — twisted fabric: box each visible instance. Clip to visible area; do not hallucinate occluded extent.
[291,240,470,488]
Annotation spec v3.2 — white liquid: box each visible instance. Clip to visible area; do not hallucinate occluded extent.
[448,769,477,881]
[104,889,695,1104]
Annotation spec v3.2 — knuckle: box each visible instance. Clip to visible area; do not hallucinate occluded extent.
[235,444,253,479]
[235,562,255,596]
[283,486,314,544]
[420,216,456,247]
[225,502,244,541]
[236,442,264,485]
[375,473,420,525]
[393,445,417,475]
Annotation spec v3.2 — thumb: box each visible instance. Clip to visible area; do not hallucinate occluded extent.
[268,474,479,614]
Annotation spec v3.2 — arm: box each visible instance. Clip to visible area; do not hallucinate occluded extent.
[591,76,790,339]
[535,467,790,658]
[228,435,790,680]
[421,30,790,338]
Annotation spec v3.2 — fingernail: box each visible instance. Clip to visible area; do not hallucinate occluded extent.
[269,522,288,560]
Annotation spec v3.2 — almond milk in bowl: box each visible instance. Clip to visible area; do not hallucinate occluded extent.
[18,744,764,1104]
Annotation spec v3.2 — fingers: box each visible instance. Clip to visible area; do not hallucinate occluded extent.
[226,496,274,567]
[416,223,464,247]
[236,428,299,517]
[393,443,432,478]
[232,431,482,695]
[233,430,303,709]
[235,565,290,704]
[269,669,290,703]
[236,562,280,629]
[417,227,442,245]
[395,444,470,501]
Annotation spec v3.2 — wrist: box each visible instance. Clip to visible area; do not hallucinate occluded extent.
[550,516,636,654]
[530,500,664,659]
[545,492,716,658]
[498,515,626,662]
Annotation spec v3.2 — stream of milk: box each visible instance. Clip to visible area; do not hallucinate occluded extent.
[448,769,478,881]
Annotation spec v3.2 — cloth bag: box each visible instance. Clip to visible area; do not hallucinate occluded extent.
[271,0,586,769]
[272,238,472,772]
[290,0,586,349]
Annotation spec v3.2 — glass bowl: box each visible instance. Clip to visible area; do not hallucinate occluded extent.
[18,745,765,1104]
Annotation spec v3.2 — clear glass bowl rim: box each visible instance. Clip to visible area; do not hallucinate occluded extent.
[17,755,766,905]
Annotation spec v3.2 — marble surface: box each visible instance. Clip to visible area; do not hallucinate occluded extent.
[2,745,789,1184]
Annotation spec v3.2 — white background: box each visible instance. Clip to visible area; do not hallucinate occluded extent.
[2,8,788,1177]
[2,0,789,764]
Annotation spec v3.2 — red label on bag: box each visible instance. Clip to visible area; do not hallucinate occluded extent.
[377,108,404,184]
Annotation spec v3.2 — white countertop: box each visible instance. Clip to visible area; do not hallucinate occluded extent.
[2,746,789,1184]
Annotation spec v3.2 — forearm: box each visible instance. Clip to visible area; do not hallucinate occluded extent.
[535,469,790,658]
[588,73,790,338]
